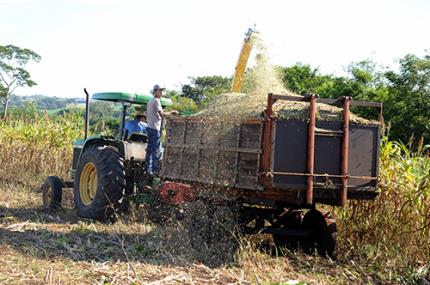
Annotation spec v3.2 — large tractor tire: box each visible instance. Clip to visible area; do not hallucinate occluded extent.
[74,145,126,221]
[42,176,63,210]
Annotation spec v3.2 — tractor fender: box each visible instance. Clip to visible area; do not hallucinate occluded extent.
[71,136,120,179]
[80,136,119,153]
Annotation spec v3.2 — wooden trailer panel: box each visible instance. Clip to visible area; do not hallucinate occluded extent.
[161,119,263,190]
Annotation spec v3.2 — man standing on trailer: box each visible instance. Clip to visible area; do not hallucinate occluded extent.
[146,84,179,177]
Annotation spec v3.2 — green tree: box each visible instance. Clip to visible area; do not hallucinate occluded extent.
[383,53,430,143]
[279,60,388,101]
[279,63,334,95]
[170,94,198,115]
[163,89,198,115]
[280,58,430,144]
[0,45,41,119]
[329,60,388,101]
[181,75,231,105]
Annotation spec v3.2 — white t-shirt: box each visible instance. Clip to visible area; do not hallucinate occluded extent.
[146,97,163,131]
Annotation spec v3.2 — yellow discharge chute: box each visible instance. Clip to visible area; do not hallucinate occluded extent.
[231,27,259,93]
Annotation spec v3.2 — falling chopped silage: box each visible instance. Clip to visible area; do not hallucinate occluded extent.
[190,34,377,126]
[145,198,240,267]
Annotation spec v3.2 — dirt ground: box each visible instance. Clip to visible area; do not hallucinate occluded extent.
[0,180,414,285]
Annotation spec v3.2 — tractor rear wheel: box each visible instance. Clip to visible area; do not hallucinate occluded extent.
[74,145,126,221]
[42,176,63,210]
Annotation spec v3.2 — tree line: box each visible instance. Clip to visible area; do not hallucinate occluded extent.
[1,44,429,144]
[177,54,430,144]
[7,94,83,110]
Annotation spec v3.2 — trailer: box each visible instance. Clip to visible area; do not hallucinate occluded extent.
[159,93,382,256]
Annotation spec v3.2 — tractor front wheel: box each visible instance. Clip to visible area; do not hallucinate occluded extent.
[74,145,126,221]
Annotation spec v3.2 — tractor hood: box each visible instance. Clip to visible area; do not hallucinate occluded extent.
[92,92,173,107]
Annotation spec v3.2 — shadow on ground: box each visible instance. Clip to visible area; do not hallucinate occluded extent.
[0,206,79,224]
[0,205,240,268]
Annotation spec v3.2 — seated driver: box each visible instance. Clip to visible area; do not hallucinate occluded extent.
[124,110,147,138]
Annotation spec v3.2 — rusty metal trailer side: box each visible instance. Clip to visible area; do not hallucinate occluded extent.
[259,94,382,206]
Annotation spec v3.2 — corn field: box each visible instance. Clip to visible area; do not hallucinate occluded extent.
[336,136,430,279]
[0,114,429,282]
[0,113,83,187]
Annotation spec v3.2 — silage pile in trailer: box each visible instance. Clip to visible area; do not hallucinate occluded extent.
[190,35,376,126]
[192,92,375,124]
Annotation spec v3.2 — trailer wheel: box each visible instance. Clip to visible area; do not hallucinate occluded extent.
[42,176,63,210]
[74,145,126,221]
[301,209,337,257]
[272,210,303,250]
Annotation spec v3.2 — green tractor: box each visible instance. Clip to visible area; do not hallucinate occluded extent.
[41,89,172,220]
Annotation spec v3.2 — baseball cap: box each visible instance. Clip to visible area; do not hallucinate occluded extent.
[153,84,166,91]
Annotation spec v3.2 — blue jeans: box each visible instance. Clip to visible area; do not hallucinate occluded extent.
[146,127,161,175]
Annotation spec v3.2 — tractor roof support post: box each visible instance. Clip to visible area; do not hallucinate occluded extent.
[84,88,90,140]
[306,94,317,205]
[119,101,127,139]
[340,96,351,206]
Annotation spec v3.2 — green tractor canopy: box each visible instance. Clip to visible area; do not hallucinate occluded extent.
[92,92,173,107]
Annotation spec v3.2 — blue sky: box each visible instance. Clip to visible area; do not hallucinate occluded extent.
[1,0,429,98]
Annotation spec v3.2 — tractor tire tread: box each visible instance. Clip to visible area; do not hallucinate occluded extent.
[74,145,126,221]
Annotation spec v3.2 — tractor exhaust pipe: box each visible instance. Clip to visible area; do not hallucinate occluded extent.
[84,88,90,140]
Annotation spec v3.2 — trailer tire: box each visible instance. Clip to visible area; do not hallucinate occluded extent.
[42,176,63,210]
[74,145,126,222]
[272,210,303,250]
[301,209,337,257]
